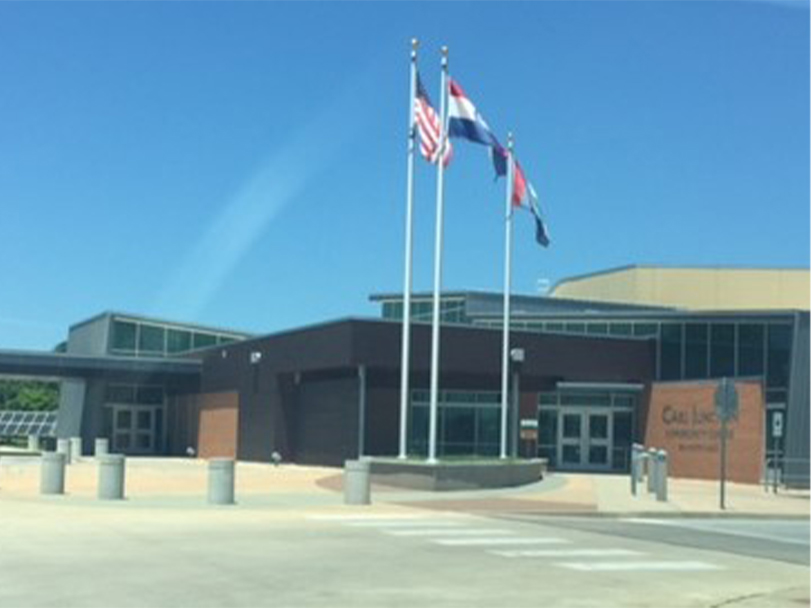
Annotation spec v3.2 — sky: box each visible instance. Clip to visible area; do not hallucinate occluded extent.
[0,1,808,350]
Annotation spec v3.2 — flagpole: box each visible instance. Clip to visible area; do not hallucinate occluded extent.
[500,133,514,460]
[398,38,419,460]
[427,46,449,464]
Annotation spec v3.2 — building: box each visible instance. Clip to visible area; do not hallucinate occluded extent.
[550,265,810,311]
[0,265,808,486]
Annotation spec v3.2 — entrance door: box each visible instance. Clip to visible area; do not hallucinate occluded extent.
[111,406,160,454]
[558,410,612,470]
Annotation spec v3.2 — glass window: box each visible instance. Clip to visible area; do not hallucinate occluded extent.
[106,384,135,404]
[193,333,217,349]
[586,323,609,335]
[660,323,683,380]
[609,323,632,336]
[136,386,163,405]
[564,322,586,334]
[684,323,709,379]
[710,324,735,378]
[546,322,564,332]
[539,393,557,406]
[560,392,611,407]
[218,335,236,345]
[408,405,429,456]
[737,324,765,377]
[167,329,192,353]
[111,321,137,352]
[562,414,581,438]
[382,303,394,319]
[612,411,633,470]
[476,408,500,449]
[767,324,792,388]
[444,407,475,454]
[633,323,658,337]
[538,409,557,446]
[138,324,165,354]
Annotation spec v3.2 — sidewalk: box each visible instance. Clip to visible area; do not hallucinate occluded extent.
[1,456,808,518]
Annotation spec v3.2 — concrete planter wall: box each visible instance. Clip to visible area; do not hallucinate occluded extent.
[367,458,547,491]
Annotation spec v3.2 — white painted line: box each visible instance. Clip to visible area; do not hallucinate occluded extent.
[384,528,514,537]
[620,518,675,526]
[557,561,723,572]
[436,537,570,547]
[491,548,642,558]
[346,520,464,528]
[306,514,433,522]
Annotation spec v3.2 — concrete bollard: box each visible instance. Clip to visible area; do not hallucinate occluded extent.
[344,459,371,506]
[646,448,657,493]
[630,444,643,496]
[40,452,66,495]
[208,459,236,505]
[70,437,82,462]
[56,438,72,465]
[655,450,668,502]
[27,435,40,452]
[97,454,126,500]
[94,438,109,457]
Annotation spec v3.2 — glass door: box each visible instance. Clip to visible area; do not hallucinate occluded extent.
[557,409,613,470]
[110,405,159,454]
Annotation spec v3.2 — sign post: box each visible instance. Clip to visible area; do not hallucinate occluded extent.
[714,377,739,510]
[772,411,784,493]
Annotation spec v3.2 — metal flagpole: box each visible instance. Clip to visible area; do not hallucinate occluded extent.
[427,46,449,464]
[398,38,419,460]
[499,134,514,460]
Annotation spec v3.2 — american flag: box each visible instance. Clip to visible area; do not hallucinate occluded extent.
[415,74,452,166]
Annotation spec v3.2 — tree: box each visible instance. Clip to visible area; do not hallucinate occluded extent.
[0,380,59,411]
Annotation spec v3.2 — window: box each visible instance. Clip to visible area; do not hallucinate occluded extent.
[443,407,475,455]
[545,322,564,332]
[710,324,735,377]
[192,332,217,349]
[138,324,165,354]
[218,335,236,345]
[106,384,135,404]
[633,323,658,337]
[136,386,163,405]
[111,321,137,352]
[767,324,792,388]
[684,323,709,379]
[167,329,192,353]
[586,323,608,335]
[609,323,632,336]
[660,323,683,380]
[564,322,586,334]
[737,324,765,377]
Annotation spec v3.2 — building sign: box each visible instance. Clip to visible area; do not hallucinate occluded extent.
[644,381,764,484]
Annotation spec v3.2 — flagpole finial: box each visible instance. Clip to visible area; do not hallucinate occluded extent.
[411,38,419,54]
[508,131,514,151]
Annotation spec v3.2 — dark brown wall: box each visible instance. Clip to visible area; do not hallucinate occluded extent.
[197,319,656,465]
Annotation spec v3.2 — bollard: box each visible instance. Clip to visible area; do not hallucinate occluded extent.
[40,452,66,495]
[70,437,83,462]
[56,438,72,465]
[94,438,109,457]
[630,444,643,496]
[656,450,668,502]
[633,444,645,483]
[208,459,236,505]
[27,435,40,452]
[97,454,126,500]
[344,459,371,506]
[646,448,657,493]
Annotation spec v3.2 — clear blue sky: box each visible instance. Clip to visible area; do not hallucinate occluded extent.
[0,1,808,350]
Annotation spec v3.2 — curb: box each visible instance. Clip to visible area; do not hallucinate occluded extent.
[494,511,810,521]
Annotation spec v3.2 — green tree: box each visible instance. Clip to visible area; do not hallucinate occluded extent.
[0,380,59,411]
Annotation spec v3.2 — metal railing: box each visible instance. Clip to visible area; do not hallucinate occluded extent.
[763,451,810,492]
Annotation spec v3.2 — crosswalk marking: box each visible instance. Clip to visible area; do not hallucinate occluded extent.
[491,548,642,558]
[384,528,513,537]
[435,537,569,547]
[346,520,464,528]
[306,513,435,522]
[557,561,723,572]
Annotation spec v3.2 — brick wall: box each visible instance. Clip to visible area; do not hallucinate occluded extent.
[644,380,764,484]
[195,392,239,459]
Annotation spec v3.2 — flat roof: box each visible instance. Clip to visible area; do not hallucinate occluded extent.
[68,310,256,338]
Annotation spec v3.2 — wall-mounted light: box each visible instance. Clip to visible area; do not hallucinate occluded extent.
[510,348,525,363]
[250,351,262,364]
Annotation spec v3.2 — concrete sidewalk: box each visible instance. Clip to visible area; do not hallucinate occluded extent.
[1,456,807,518]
